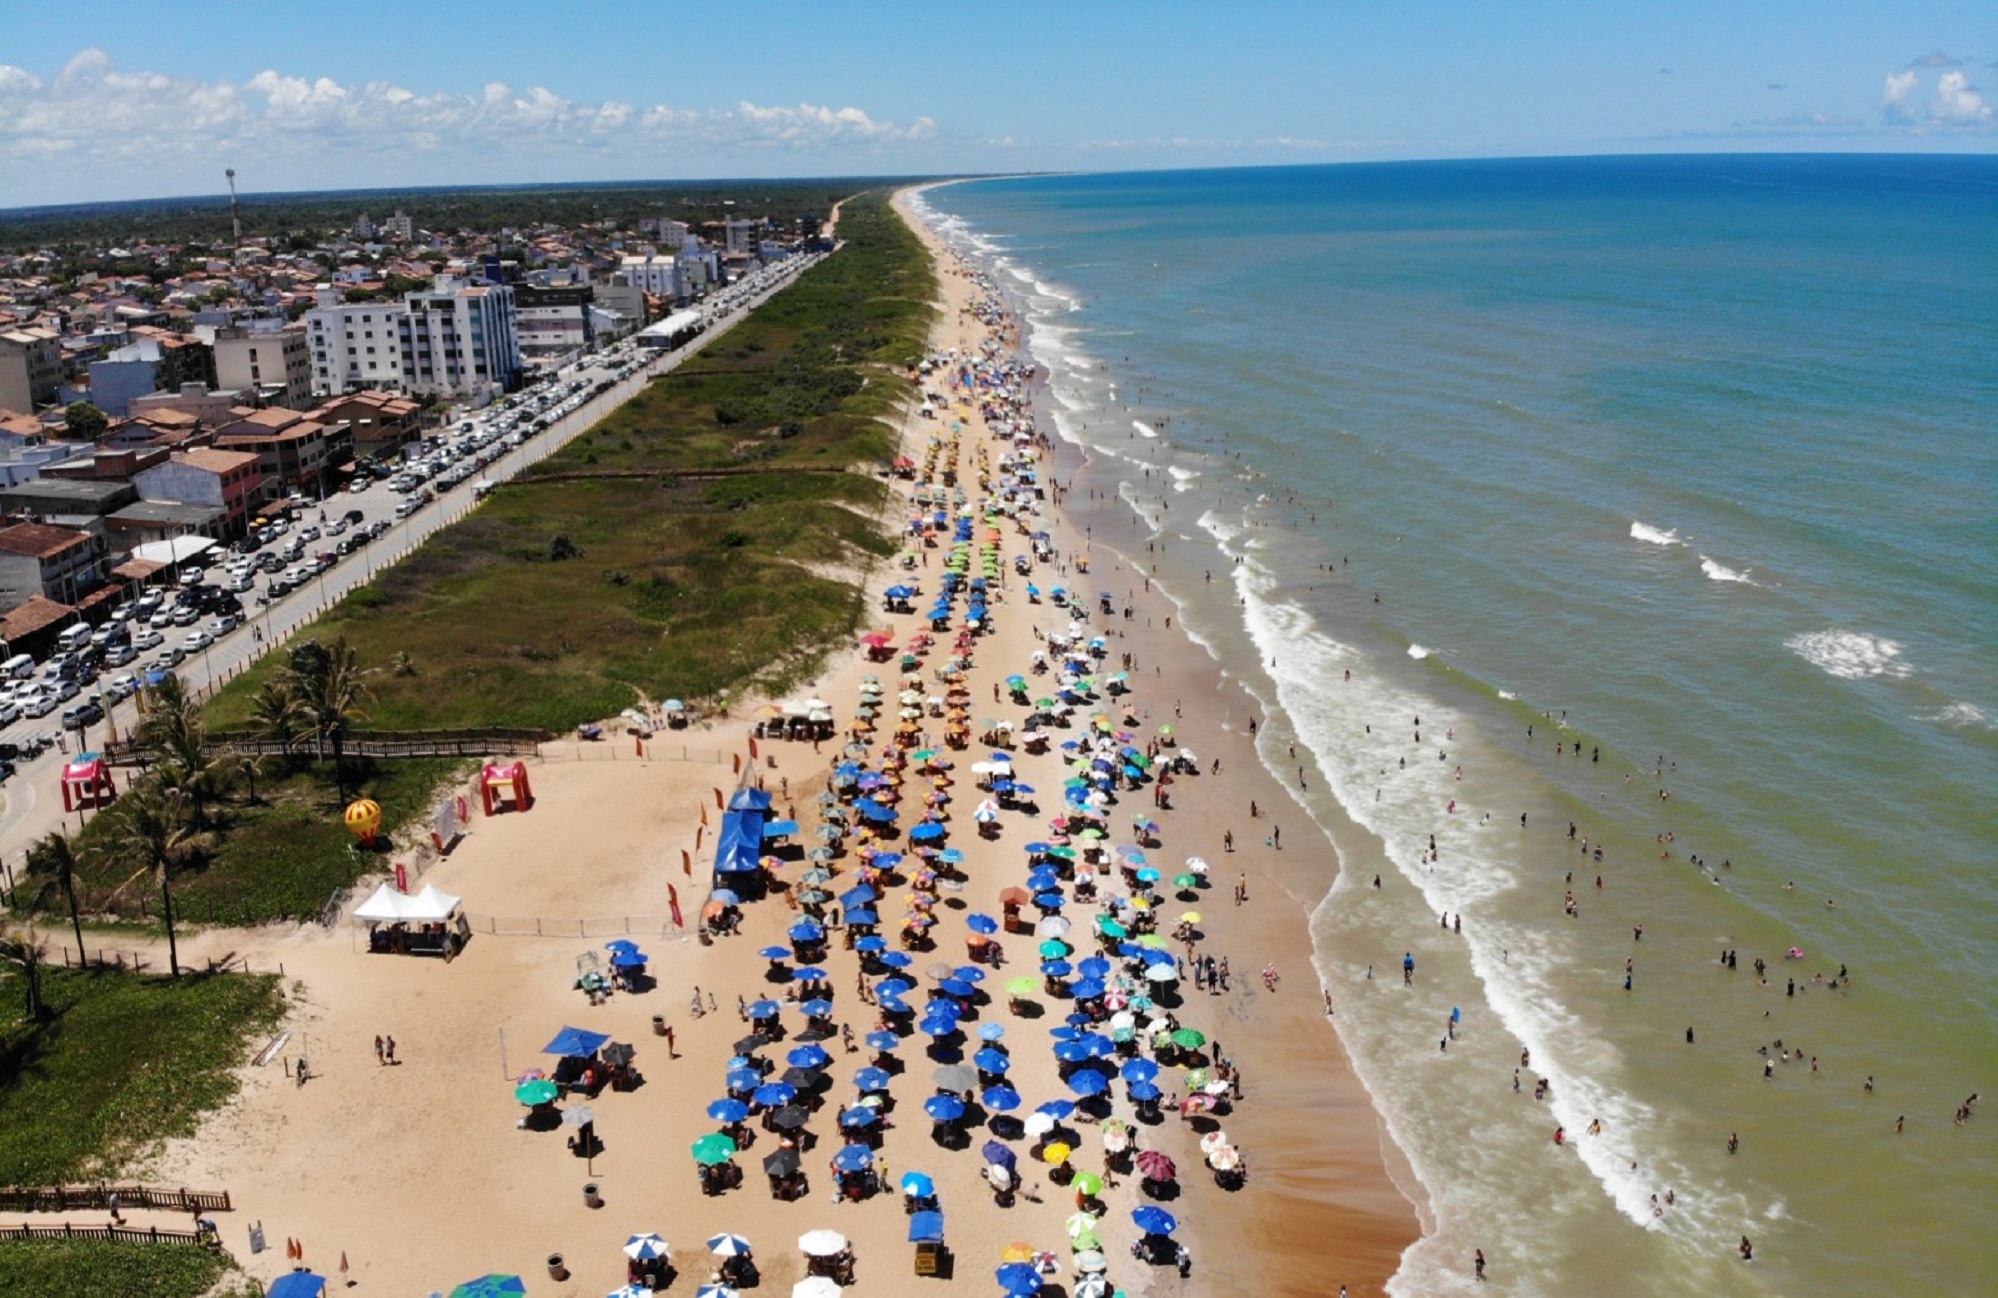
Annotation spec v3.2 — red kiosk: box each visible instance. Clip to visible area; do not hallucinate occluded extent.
[479,762,533,816]
[60,754,117,812]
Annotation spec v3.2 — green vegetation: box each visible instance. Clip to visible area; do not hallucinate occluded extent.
[61,401,109,442]
[0,1239,240,1298]
[205,190,934,733]
[0,966,284,1184]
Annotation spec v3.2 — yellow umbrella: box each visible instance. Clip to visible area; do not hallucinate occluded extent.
[1000,1241,1036,1263]
[1179,911,1202,924]
[1041,1142,1072,1165]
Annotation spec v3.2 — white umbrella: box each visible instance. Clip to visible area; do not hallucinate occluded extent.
[623,1232,669,1260]
[802,698,832,711]
[1023,1111,1057,1138]
[1207,1145,1242,1171]
[707,1232,753,1257]
[1199,1130,1230,1154]
[1073,1249,1108,1274]
[1185,857,1209,876]
[792,1279,842,1298]
[1075,1275,1110,1298]
[798,1229,848,1257]
[1064,1210,1100,1239]
[1144,964,1178,983]
[1038,916,1071,938]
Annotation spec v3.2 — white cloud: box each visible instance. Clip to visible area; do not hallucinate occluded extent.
[1933,70,1993,122]
[0,49,942,205]
[1882,69,1920,122]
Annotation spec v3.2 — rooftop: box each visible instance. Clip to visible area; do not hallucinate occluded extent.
[0,521,92,558]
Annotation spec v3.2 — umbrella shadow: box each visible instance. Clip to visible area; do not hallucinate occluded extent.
[1141,1177,1182,1202]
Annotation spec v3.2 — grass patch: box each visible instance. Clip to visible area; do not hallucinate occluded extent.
[0,967,285,1184]
[205,190,934,733]
[59,757,467,926]
[0,1239,239,1298]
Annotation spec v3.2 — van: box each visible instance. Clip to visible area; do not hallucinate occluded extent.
[56,624,93,654]
[1,653,33,681]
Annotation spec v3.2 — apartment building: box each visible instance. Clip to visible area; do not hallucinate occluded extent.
[211,322,313,408]
[397,277,522,399]
[305,301,405,396]
[0,327,62,415]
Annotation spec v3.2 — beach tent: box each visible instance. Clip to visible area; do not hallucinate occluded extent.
[729,788,775,814]
[266,1275,328,1298]
[480,762,533,816]
[59,754,116,812]
[543,1025,612,1058]
[714,812,766,885]
[354,883,463,923]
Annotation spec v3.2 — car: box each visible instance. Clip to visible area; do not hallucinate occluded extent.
[0,760,16,784]
[149,607,177,629]
[349,478,370,494]
[227,573,256,592]
[106,674,140,702]
[213,613,240,634]
[51,678,79,702]
[131,627,163,650]
[155,646,186,668]
[0,700,17,725]
[342,508,365,525]
[103,643,137,668]
[325,519,347,537]
[177,565,206,585]
[23,692,57,718]
[171,606,199,626]
[336,535,364,555]
[298,526,320,543]
[61,701,104,731]
[182,630,214,651]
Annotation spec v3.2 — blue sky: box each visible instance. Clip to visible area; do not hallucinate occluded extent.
[1,0,1991,207]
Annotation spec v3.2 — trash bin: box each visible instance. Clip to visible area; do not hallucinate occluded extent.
[652,1015,667,1037]
[547,1253,568,1280]
[583,1182,602,1208]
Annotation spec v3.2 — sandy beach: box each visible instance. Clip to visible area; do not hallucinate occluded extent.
[94,185,1416,1297]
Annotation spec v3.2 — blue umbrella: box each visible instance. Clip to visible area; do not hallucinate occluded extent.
[788,921,824,942]
[878,951,914,969]
[924,1094,966,1122]
[854,1067,894,1092]
[267,1276,328,1298]
[978,1023,1007,1041]
[1133,1205,1179,1236]
[841,884,877,908]
[966,913,999,935]
[1067,1071,1109,1097]
[1080,1033,1117,1058]
[1041,960,1072,977]
[937,977,976,998]
[542,1026,611,1058]
[748,999,781,1018]
[918,1017,959,1039]
[901,1170,937,1198]
[759,946,792,961]
[877,995,910,1015]
[973,1047,1012,1074]
[711,888,742,906]
[982,1084,1022,1111]
[831,1144,874,1172]
[1053,1040,1093,1064]
[793,966,830,983]
[606,939,641,954]
[871,852,904,870]
[1035,1099,1077,1120]
[840,1107,879,1128]
[1070,978,1106,1000]
[788,1044,831,1069]
[801,998,835,1017]
[1035,892,1065,910]
[1128,1080,1162,1102]
[1122,1058,1160,1083]
[1027,869,1060,889]
[982,1139,1018,1170]
[856,935,888,952]
[1023,841,1051,854]
[845,908,880,927]
[752,1081,796,1107]
[726,1069,761,1093]
[910,822,946,842]
[1077,957,1112,979]
[996,1261,1044,1295]
[953,966,987,983]
[708,1097,750,1123]
[937,848,965,865]
[610,949,648,967]
[865,1030,902,1052]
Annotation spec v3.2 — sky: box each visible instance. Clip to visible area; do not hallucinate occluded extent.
[1,0,1992,208]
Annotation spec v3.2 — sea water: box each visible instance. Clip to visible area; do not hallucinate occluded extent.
[917,156,1998,1296]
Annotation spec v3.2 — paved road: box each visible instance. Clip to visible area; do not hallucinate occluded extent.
[0,251,828,864]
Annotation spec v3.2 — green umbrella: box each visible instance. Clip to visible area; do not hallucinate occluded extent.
[1157,725,1174,736]
[1184,1067,1212,1089]
[1071,1230,1103,1252]
[1047,846,1077,860]
[1077,829,1106,841]
[691,1133,738,1165]
[1072,1170,1104,1196]
[448,1277,526,1298]
[1136,934,1165,949]
[1035,698,1058,709]
[1005,976,1040,996]
[1096,918,1127,939]
[1171,1028,1207,1049]
[1039,940,1071,958]
[514,1079,558,1106]
[1126,753,1151,769]
[1173,874,1200,889]
[1110,1026,1136,1044]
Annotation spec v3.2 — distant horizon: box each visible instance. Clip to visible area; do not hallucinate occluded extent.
[6,150,1994,224]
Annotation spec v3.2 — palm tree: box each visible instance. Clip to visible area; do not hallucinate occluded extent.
[283,639,378,801]
[25,833,87,965]
[0,928,51,1023]
[136,675,228,833]
[98,785,197,979]
[249,679,306,753]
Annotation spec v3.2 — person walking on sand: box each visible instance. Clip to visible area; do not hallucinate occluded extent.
[1475,1249,1487,1282]
[1404,952,1416,986]
[384,1036,396,1065]
[374,1035,385,1066]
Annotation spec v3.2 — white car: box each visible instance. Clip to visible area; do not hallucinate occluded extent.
[0,699,18,725]
[149,608,177,629]
[23,692,57,718]
[213,613,240,634]
[182,630,214,652]
[132,628,164,651]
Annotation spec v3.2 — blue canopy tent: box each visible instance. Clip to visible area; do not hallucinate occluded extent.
[713,811,767,897]
[728,788,774,814]
[543,1026,611,1058]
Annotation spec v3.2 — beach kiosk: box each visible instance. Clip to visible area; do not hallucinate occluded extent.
[354,882,468,958]
[59,754,116,812]
[480,762,533,816]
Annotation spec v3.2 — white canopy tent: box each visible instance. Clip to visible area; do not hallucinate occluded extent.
[354,882,462,923]
[354,883,468,958]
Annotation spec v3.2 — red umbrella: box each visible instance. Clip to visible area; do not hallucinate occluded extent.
[1136,1150,1177,1181]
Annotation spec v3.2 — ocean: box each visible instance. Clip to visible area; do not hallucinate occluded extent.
[914,155,1998,1296]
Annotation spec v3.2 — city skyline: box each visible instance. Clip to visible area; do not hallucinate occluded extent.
[3,0,1994,208]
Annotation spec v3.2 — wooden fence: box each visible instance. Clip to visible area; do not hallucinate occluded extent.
[101,726,552,766]
[0,1184,231,1214]
[464,913,685,939]
[0,1221,207,1246]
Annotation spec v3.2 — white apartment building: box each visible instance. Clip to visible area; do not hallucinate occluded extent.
[304,300,405,396]
[210,322,313,408]
[618,251,686,303]
[397,277,522,399]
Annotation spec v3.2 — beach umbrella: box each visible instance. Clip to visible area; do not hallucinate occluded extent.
[514,1078,558,1106]
[781,1065,825,1089]
[1133,1205,1179,1236]
[1072,1170,1104,1198]
[543,1026,611,1058]
[770,1104,810,1131]
[1042,1141,1073,1166]
[267,1277,328,1298]
[1066,1210,1100,1239]
[935,1063,978,1092]
[978,1022,1007,1041]
[1171,1028,1207,1049]
[1144,964,1178,983]
[854,1066,893,1092]
[1001,1240,1037,1263]
[1004,976,1039,996]
[973,1047,1012,1074]
[624,1232,670,1260]
[759,946,792,961]
[938,977,977,999]
[691,1133,737,1165]
[793,966,830,984]
[694,1286,738,1298]
[1066,1071,1108,1098]
[707,1097,750,1123]
[924,1093,967,1122]
[855,935,888,953]
[752,1081,796,1107]
[1121,1058,1160,1083]
[967,913,999,935]
[1023,1111,1058,1139]
[748,999,782,1019]
[996,1261,1044,1294]
[1136,1149,1177,1181]
[1039,940,1071,959]
[1052,1040,1094,1064]
[1041,960,1072,978]
[831,1142,875,1172]
[788,1043,831,1070]
[798,1229,850,1258]
[1128,1080,1162,1102]
[840,1107,879,1129]
[762,1148,801,1178]
[801,997,836,1018]
[865,1030,901,1052]
[982,1084,1023,1111]
[879,952,914,969]
[448,1278,525,1298]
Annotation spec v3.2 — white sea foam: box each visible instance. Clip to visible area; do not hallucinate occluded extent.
[1167,466,1199,493]
[1915,702,1991,729]
[1132,420,1158,438]
[1699,556,1757,585]
[1497,690,1518,700]
[1786,629,1913,680]
[1630,522,1682,546]
[1407,644,1435,660]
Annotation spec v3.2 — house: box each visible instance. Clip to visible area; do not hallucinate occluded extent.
[129,381,254,427]
[0,477,137,534]
[132,447,263,536]
[309,389,423,462]
[0,521,105,610]
[213,408,342,497]
[85,333,218,417]
[0,594,81,659]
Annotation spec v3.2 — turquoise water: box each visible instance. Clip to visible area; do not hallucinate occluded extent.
[919,156,1998,1295]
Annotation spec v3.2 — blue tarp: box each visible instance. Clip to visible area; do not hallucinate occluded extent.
[909,1210,945,1243]
[714,812,764,875]
[542,1026,610,1058]
[760,820,800,839]
[729,788,774,813]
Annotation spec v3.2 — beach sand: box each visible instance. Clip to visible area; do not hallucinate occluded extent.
[113,185,1415,1297]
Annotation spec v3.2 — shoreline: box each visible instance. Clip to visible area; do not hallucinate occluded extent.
[894,182,1420,1293]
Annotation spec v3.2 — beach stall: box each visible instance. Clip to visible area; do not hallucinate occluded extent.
[59,754,117,812]
[353,882,468,957]
[479,762,533,816]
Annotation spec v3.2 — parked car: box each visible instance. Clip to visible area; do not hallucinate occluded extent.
[61,700,104,731]
[132,628,164,651]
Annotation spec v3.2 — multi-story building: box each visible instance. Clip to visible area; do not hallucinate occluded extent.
[210,322,312,408]
[0,521,104,610]
[132,447,264,536]
[514,284,595,360]
[214,408,344,498]
[593,278,649,329]
[85,333,217,417]
[309,390,423,462]
[617,252,686,304]
[0,327,62,415]
[723,218,757,256]
[305,300,405,396]
[397,277,522,399]
[381,211,415,242]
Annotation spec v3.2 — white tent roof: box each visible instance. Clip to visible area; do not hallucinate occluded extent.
[131,536,217,566]
[353,882,461,923]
